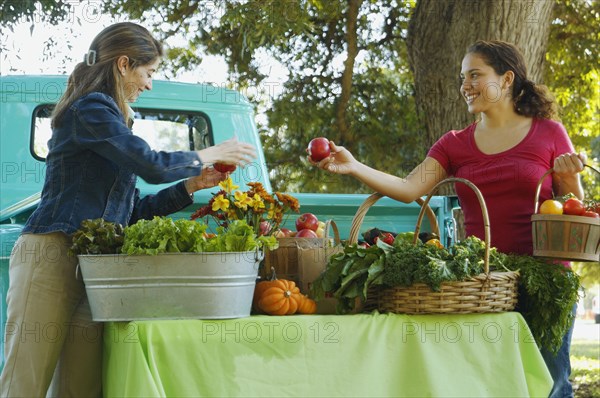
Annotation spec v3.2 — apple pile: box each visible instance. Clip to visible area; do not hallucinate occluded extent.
[275,213,327,238]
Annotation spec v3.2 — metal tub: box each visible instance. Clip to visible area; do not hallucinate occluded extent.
[78,251,262,321]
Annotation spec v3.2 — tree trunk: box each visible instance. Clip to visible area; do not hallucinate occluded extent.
[406,0,554,235]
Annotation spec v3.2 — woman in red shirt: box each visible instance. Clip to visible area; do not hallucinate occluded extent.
[313,40,585,398]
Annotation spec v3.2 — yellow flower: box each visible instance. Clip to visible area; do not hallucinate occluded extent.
[218,177,239,194]
[267,203,277,219]
[234,191,253,211]
[251,194,265,212]
[212,194,230,212]
[226,209,238,220]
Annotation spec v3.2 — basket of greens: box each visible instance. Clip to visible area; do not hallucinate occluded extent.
[313,178,520,315]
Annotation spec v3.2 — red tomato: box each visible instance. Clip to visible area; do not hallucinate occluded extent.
[586,202,600,214]
[582,211,600,219]
[214,163,236,173]
[563,198,585,216]
[381,232,395,245]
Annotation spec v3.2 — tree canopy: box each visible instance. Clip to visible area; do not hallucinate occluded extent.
[1,0,597,197]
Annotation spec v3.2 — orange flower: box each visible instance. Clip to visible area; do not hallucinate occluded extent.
[276,192,300,212]
[191,177,300,237]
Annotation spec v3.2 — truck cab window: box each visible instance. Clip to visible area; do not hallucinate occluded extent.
[32,105,212,160]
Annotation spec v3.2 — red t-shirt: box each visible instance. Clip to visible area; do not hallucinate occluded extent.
[427,118,575,255]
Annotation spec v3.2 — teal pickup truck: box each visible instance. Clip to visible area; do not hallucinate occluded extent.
[0,75,459,368]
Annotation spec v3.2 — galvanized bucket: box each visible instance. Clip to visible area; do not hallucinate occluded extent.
[78,251,263,321]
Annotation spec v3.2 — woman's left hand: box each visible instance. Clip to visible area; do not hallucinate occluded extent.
[184,167,228,194]
[552,152,587,199]
[553,152,587,176]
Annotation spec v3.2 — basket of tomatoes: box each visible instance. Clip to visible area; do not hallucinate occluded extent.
[532,165,600,262]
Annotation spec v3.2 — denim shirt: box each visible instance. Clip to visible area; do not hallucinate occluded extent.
[24,92,204,235]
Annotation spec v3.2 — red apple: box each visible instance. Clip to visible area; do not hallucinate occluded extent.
[296,229,318,238]
[214,163,236,173]
[258,221,272,236]
[274,227,293,238]
[307,137,331,162]
[295,213,319,231]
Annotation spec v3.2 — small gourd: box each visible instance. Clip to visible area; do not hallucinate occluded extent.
[258,279,302,315]
[297,294,317,314]
[253,267,281,313]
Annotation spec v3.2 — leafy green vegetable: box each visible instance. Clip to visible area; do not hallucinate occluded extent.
[503,254,580,354]
[310,243,386,314]
[201,220,278,252]
[69,218,124,255]
[393,231,416,246]
[412,256,454,291]
[384,239,453,290]
[446,236,487,279]
[121,217,278,255]
[122,217,209,255]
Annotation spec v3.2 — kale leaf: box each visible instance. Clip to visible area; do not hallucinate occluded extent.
[69,218,124,255]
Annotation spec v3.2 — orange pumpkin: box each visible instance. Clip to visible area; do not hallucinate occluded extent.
[297,295,317,314]
[252,268,281,313]
[258,279,302,315]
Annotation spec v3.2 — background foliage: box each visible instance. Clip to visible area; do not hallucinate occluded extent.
[2,0,595,195]
[545,0,600,199]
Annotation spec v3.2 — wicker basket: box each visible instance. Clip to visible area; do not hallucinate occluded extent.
[260,220,341,284]
[351,178,519,315]
[531,165,600,262]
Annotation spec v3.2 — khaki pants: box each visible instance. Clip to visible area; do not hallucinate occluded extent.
[0,233,103,397]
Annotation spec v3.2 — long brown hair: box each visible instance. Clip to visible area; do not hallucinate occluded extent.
[51,22,163,127]
[467,40,559,120]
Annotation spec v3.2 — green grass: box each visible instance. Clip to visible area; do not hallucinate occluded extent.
[571,339,600,398]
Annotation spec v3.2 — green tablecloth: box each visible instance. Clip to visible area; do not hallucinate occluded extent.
[103,312,552,397]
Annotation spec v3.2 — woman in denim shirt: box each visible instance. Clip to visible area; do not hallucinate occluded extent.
[0,22,256,397]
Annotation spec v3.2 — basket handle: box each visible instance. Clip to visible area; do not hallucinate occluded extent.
[533,164,600,213]
[324,219,342,245]
[415,178,491,274]
[348,193,440,245]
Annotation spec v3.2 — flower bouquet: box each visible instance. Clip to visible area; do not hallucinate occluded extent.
[191,176,300,244]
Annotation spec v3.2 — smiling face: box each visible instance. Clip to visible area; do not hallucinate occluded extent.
[460,53,512,114]
[121,57,160,102]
